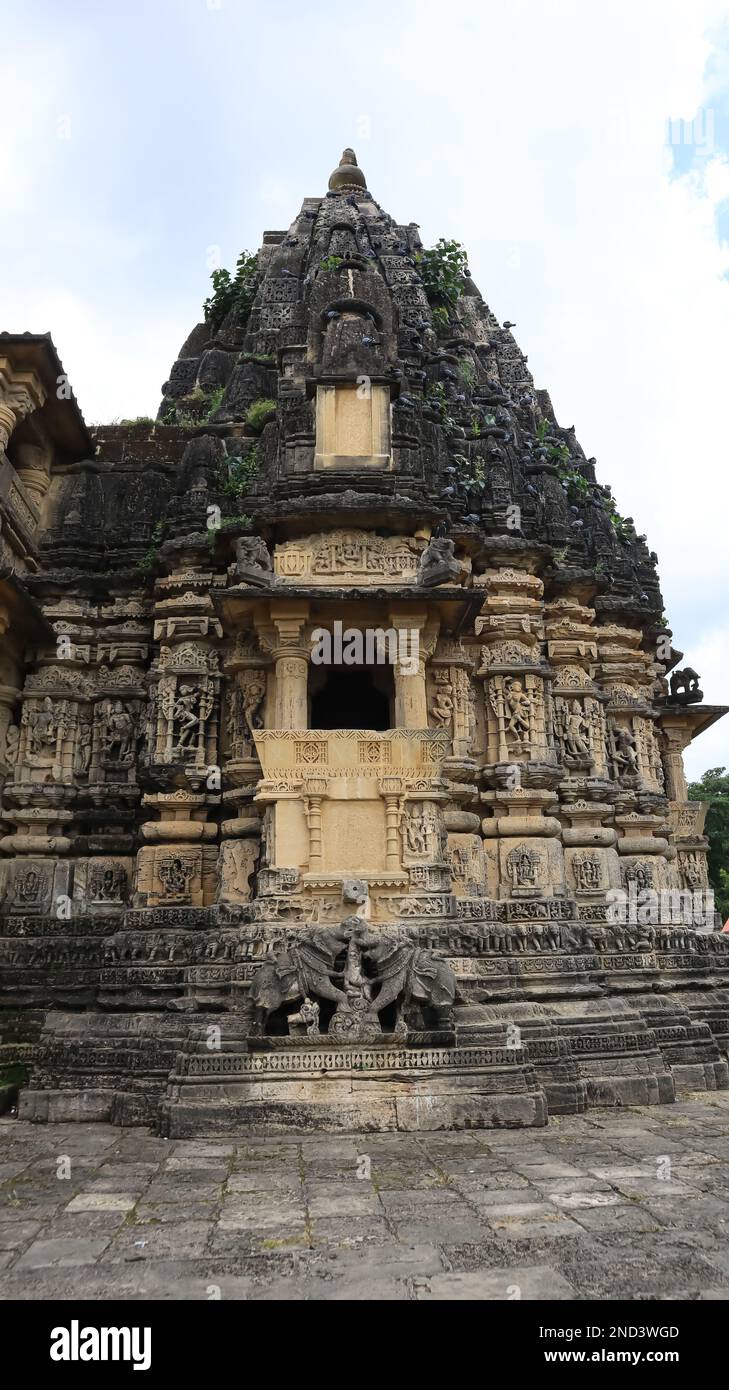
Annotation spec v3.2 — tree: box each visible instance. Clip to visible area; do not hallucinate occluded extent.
[688,767,729,923]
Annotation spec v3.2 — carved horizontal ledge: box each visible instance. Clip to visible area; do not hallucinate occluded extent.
[182,1044,528,1077]
[253,728,449,779]
[302,872,408,890]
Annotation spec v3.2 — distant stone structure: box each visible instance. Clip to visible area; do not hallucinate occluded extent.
[1,151,728,1134]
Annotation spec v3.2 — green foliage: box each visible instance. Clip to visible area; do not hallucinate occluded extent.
[470,416,481,437]
[557,462,590,501]
[453,452,486,491]
[431,306,450,334]
[602,492,633,541]
[425,382,457,436]
[162,385,225,427]
[535,419,551,443]
[245,398,277,433]
[416,238,468,307]
[688,767,729,922]
[457,359,476,388]
[119,415,155,426]
[319,255,343,273]
[549,442,572,467]
[206,386,225,416]
[138,520,168,576]
[222,444,260,502]
[204,250,258,327]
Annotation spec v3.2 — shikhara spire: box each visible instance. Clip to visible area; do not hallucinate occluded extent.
[0,152,726,1134]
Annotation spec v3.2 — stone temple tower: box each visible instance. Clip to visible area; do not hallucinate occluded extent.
[1,150,728,1133]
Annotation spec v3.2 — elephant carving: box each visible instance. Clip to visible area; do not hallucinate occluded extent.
[354,922,457,1032]
[246,924,351,1033]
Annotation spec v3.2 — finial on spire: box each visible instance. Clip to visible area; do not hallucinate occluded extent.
[328,148,367,193]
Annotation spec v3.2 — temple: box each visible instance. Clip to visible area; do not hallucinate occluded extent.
[1,150,728,1134]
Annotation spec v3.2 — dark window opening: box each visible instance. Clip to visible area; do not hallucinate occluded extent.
[309,665,393,731]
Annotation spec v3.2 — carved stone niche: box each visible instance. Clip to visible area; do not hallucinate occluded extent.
[499,840,563,901]
[482,788,565,901]
[217,836,259,906]
[16,696,77,785]
[3,858,70,915]
[447,833,487,898]
[135,844,218,909]
[224,669,267,762]
[314,383,391,469]
[669,801,707,841]
[484,672,552,765]
[93,698,142,784]
[553,693,608,775]
[135,790,219,907]
[72,859,131,913]
[677,848,709,892]
[560,799,621,901]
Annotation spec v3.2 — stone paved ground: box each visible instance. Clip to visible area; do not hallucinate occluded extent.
[2,1096,729,1300]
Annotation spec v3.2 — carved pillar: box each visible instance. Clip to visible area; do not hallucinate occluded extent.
[482,788,565,900]
[0,358,46,454]
[0,681,20,786]
[659,718,692,802]
[13,438,53,511]
[380,777,404,871]
[134,548,223,908]
[274,652,309,728]
[389,608,437,729]
[257,601,310,729]
[475,563,554,771]
[303,778,327,871]
[545,594,608,778]
[596,622,656,796]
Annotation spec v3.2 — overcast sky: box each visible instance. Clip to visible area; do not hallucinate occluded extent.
[2,0,728,780]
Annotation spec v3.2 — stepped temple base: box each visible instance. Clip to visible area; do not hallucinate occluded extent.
[8,932,729,1134]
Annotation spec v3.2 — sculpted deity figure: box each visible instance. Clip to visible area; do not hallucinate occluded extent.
[172,686,201,750]
[610,724,639,781]
[4,724,19,766]
[562,699,591,758]
[242,678,266,733]
[29,697,56,755]
[504,678,531,747]
[405,808,428,855]
[102,700,135,763]
[430,684,454,731]
[74,720,92,774]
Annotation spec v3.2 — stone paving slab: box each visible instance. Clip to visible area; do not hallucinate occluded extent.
[2,1096,729,1299]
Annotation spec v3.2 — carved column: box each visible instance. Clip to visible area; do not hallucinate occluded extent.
[257,601,310,729]
[389,608,437,729]
[380,777,404,872]
[0,358,46,454]
[303,778,327,872]
[659,717,692,802]
[274,652,309,728]
[135,547,223,909]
